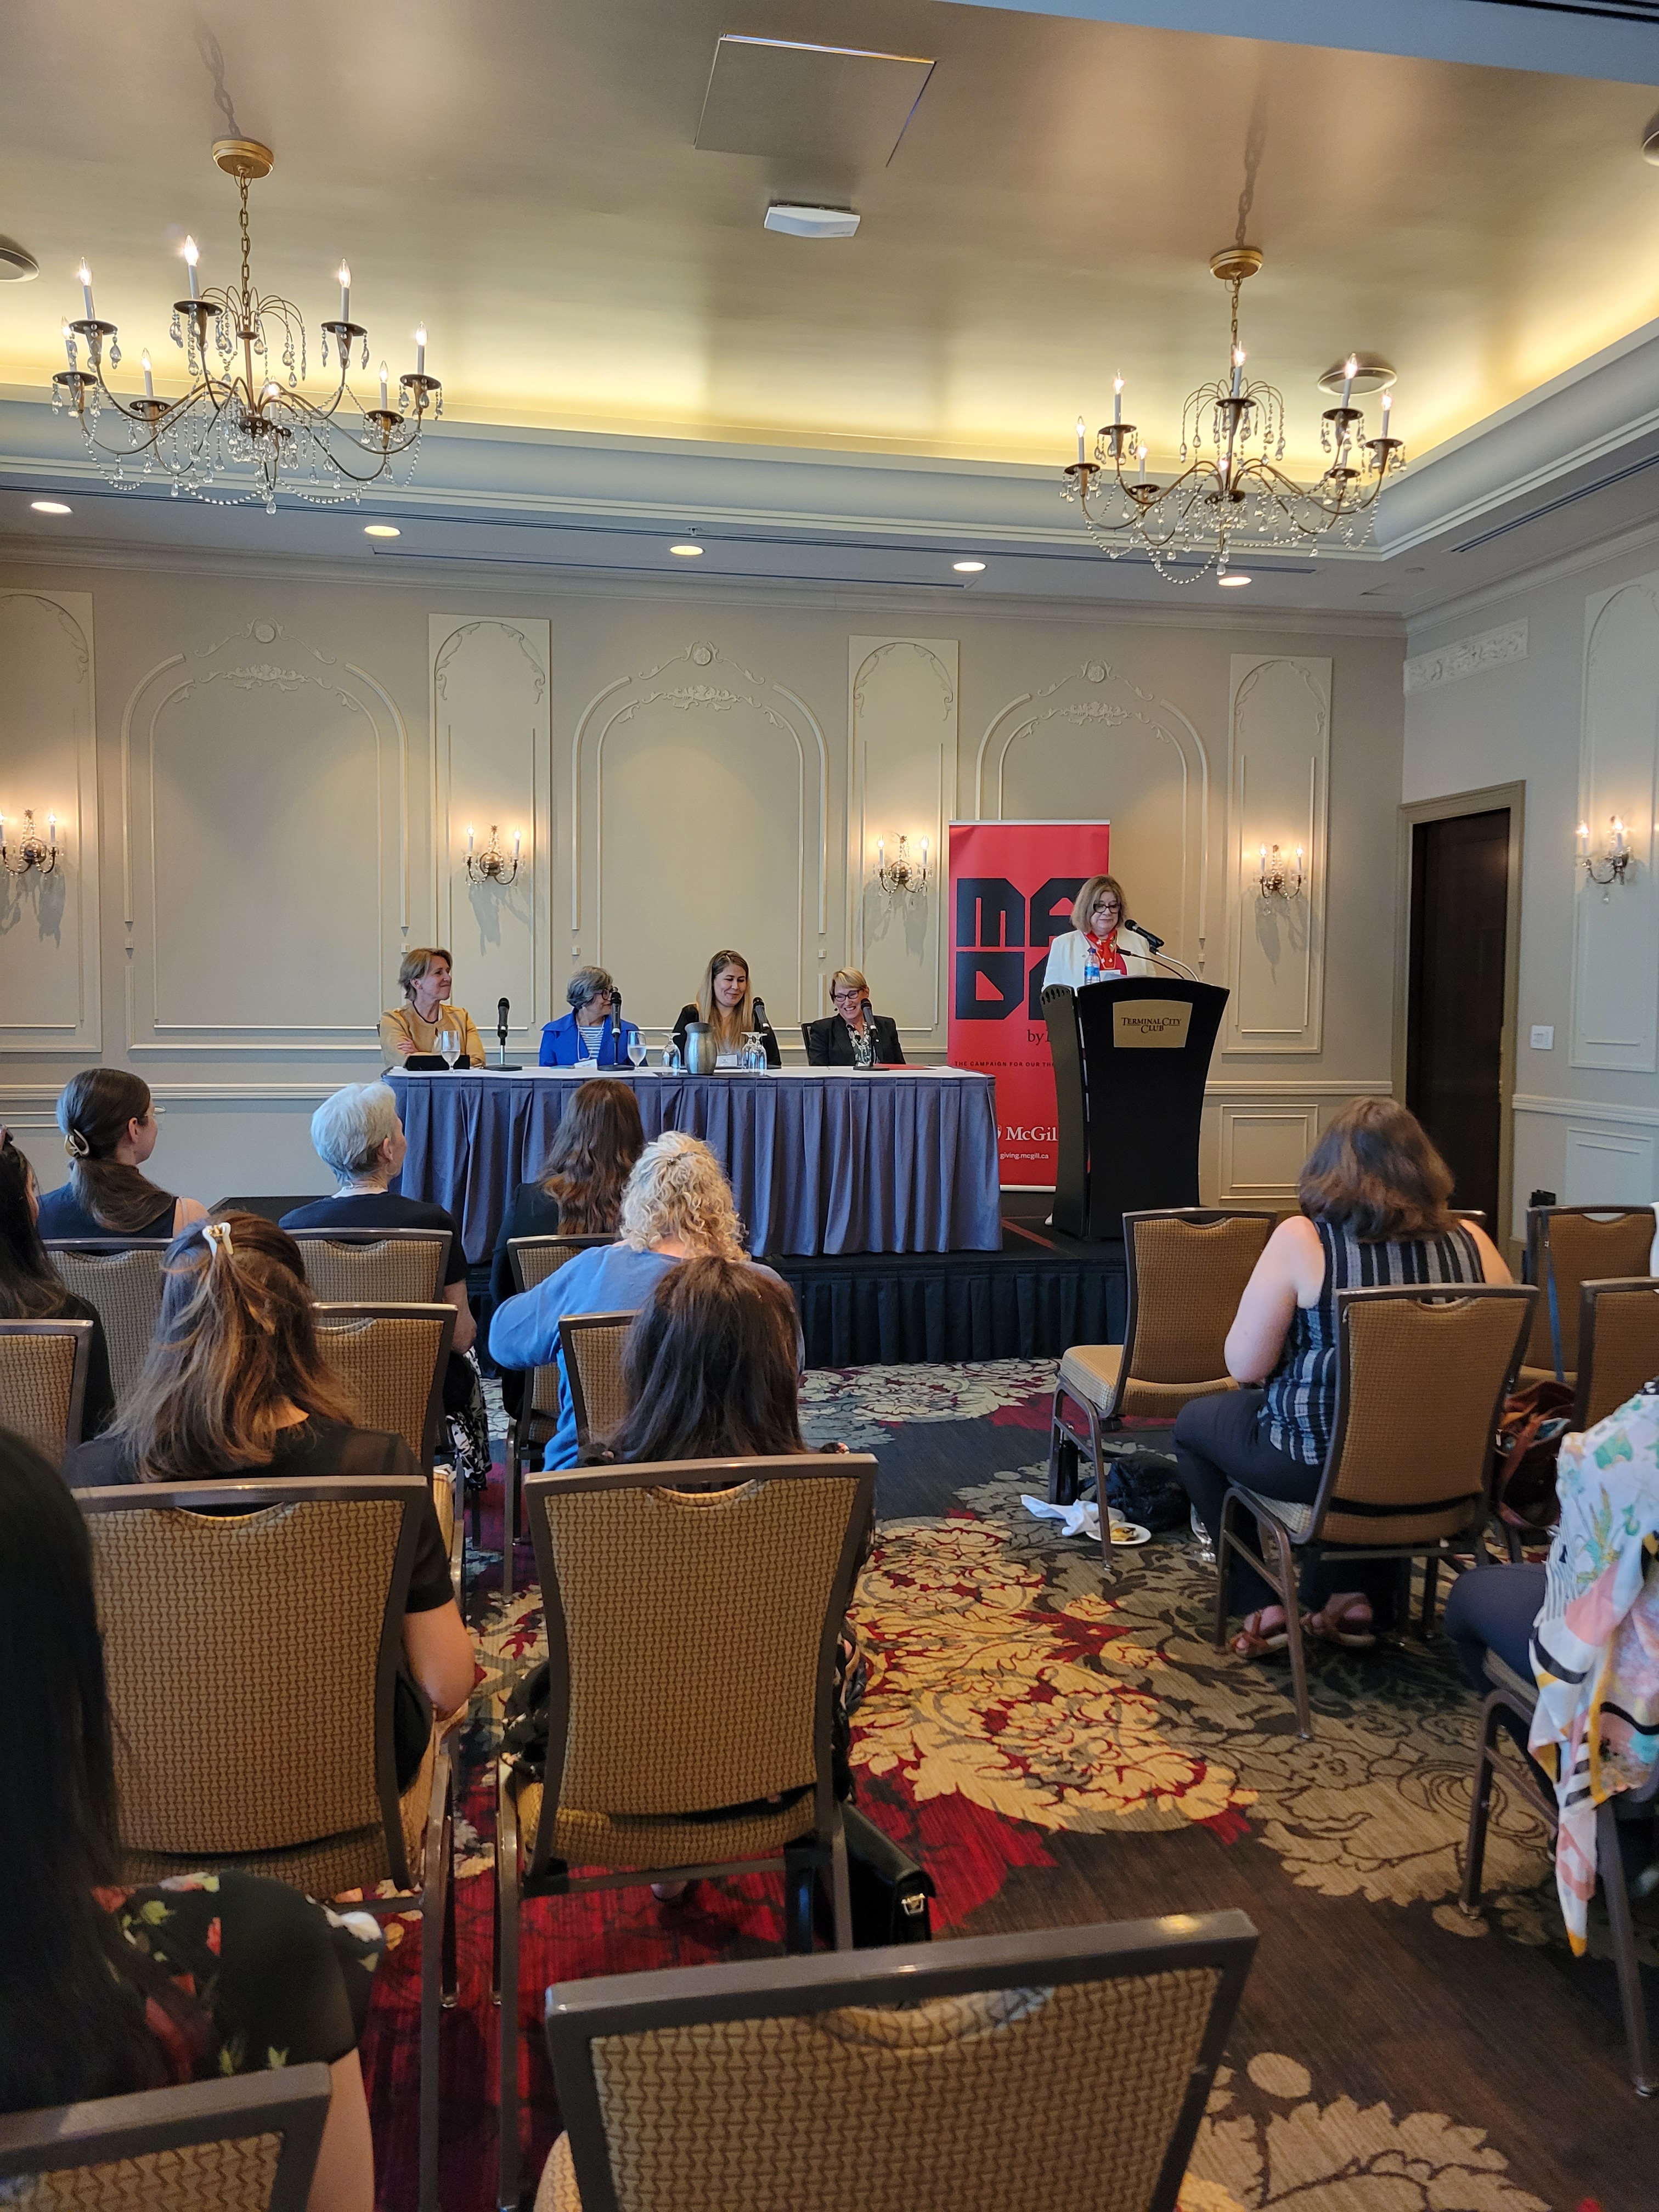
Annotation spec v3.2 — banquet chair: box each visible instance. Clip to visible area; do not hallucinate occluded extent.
[313,1300,460,1571]
[77,1474,459,2212]
[1520,1205,1656,1386]
[1572,1277,1659,1431]
[212,1193,329,1226]
[536,1909,1257,2212]
[1460,1649,1654,2095]
[287,1226,450,1306]
[43,1239,168,1408]
[1215,1282,1536,1738]
[0,1317,93,1465]
[0,2063,333,2212]
[501,1233,616,1598]
[495,1452,876,2211]
[558,1310,635,1455]
[1049,1208,1276,1564]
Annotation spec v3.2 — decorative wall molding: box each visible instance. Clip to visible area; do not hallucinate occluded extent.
[0,589,100,1053]
[1217,1102,1320,1199]
[849,636,957,1037]
[1223,653,1330,1058]
[1513,1090,1659,1130]
[1562,1124,1654,1205]
[120,618,408,1054]
[1402,621,1528,695]
[1571,573,1659,1074]
[975,658,1211,970]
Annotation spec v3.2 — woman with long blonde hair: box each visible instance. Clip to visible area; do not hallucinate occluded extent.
[670,950,782,1068]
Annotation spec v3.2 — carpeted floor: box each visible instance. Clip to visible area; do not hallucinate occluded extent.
[358,1360,1656,2210]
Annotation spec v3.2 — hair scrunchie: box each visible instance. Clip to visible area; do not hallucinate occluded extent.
[202,1219,235,1259]
[64,1127,92,1159]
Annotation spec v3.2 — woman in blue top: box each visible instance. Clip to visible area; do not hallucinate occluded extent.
[1175,1097,1510,1660]
[539,967,642,1068]
[490,1130,779,1469]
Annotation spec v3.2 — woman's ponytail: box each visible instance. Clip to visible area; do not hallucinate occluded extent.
[55,1070,174,1237]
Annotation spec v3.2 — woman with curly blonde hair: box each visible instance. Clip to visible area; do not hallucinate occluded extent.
[489,1132,783,1470]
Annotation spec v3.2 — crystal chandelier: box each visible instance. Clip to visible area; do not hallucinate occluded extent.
[51,139,441,514]
[1063,247,1405,585]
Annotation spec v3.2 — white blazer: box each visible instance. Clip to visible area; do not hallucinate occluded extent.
[1043,927,1156,988]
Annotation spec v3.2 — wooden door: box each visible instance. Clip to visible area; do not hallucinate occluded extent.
[1407,809,1509,1226]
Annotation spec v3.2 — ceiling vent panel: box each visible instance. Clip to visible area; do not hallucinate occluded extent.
[695,35,934,167]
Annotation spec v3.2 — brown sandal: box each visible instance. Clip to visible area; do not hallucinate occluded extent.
[1232,1607,1289,1659]
[1307,1598,1376,1649]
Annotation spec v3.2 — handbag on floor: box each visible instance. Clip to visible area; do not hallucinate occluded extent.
[1496,1379,1574,1532]
[814,1804,935,1947]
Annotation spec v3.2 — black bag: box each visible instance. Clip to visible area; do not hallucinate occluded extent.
[1101,1446,1188,1532]
[814,1805,935,1948]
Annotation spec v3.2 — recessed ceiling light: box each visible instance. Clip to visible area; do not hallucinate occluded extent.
[364,523,400,538]
[952,558,986,573]
[669,543,704,557]
[0,238,40,282]
[764,205,860,239]
[30,499,71,515]
[1218,573,1252,587]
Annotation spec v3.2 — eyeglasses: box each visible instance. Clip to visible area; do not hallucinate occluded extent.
[831,989,862,1005]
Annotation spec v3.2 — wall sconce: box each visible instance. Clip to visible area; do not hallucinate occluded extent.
[1257,841,1304,901]
[0,809,60,877]
[465,822,522,886]
[1578,816,1631,897]
[875,832,929,901]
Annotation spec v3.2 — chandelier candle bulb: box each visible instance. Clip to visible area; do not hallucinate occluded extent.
[1075,415,1086,464]
[513,829,521,862]
[1113,375,1122,426]
[184,236,200,299]
[377,360,388,410]
[141,350,153,399]
[60,320,74,365]
[1231,347,1244,399]
[1613,817,1627,855]
[76,262,94,319]
[1578,821,1590,857]
[337,263,350,322]
[467,825,475,856]
[1137,443,1147,482]
[414,324,426,376]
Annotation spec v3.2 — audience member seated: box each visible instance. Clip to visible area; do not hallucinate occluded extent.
[67,1214,475,1782]
[488,1079,644,1421]
[490,1130,775,1470]
[0,1428,382,2212]
[538,966,642,1068]
[379,945,485,1068]
[0,1129,115,1438]
[1175,1097,1510,1658]
[281,1081,479,1421]
[34,1069,209,1243]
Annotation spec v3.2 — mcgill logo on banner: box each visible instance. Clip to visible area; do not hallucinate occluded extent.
[947,821,1112,1186]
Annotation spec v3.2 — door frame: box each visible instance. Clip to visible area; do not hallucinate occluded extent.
[1393,782,1526,1260]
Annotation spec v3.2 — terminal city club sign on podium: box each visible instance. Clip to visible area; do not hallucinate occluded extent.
[946,821,1112,1186]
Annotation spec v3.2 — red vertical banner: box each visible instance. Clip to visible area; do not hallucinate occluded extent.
[947,821,1112,1187]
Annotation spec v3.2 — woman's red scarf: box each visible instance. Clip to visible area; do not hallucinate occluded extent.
[1086,929,1127,976]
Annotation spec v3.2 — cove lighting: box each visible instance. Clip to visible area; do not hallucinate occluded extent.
[1218,573,1252,586]
[31,499,71,514]
[364,523,401,538]
[952,559,986,573]
[669,543,704,557]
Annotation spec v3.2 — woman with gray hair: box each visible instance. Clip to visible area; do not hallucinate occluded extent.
[539,966,642,1068]
[490,1130,786,1471]
[280,1081,478,1405]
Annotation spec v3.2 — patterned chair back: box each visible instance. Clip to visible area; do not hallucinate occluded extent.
[509,1235,616,1421]
[0,1318,93,1464]
[540,1910,1256,2212]
[288,1229,450,1306]
[1526,1206,1656,1378]
[1575,1278,1659,1430]
[1120,1209,1276,1419]
[43,1240,168,1408]
[558,1312,636,1449]
[312,1302,456,1470]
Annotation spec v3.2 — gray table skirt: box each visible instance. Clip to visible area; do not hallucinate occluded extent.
[385,1069,1003,1261]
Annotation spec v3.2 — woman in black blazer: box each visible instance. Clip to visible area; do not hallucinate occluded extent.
[670,949,782,1068]
[802,968,905,1067]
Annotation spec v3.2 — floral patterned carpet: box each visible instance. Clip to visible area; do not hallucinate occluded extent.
[359,1359,1655,2210]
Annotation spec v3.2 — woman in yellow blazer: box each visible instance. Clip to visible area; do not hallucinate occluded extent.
[380,946,487,1066]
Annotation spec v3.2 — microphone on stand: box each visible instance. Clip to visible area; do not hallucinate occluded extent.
[1124,918,1165,952]
[494,996,520,1071]
[611,986,626,1067]
[861,995,884,1068]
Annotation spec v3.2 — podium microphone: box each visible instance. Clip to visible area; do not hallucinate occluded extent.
[1124,918,1165,952]
[494,996,520,1071]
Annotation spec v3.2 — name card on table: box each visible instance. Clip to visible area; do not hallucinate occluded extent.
[1112,1000,1192,1049]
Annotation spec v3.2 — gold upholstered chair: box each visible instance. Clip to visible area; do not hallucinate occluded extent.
[558,1310,635,1455]
[1521,1205,1656,1386]
[0,1317,93,1465]
[495,1452,877,2211]
[534,1909,1258,2212]
[501,1233,616,1597]
[42,1239,168,1409]
[1049,1208,1275,1558]
[1215,1283,1536,1738]
[1571,1277,1659,1431]
[286,1226,450,1305]
[77,1474,459,2212]
[313,1299,461,1573]
[0,2063,334,2212]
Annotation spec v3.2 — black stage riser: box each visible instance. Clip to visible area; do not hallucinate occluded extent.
[776,1246,1127,1368]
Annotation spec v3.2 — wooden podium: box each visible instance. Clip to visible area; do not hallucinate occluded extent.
[1043,977,1229,1242]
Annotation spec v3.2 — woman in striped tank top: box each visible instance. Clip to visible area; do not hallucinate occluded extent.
[1175,1098,1510,1660]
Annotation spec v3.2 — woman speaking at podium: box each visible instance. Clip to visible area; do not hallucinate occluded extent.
[1043,875,1156,989]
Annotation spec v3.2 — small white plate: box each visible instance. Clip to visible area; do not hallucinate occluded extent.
[1107,1521,1152,1548]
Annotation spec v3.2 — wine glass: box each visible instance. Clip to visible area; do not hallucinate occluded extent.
[627,1033,647,1071]
[663,1039,683,1074]
[436,1026,459,1068]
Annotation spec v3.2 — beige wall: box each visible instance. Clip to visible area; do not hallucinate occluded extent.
[1404,528,1659,1237]
[1,554,1403,1209]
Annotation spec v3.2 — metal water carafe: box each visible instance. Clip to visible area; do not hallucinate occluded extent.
[682,1021,719,1075]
